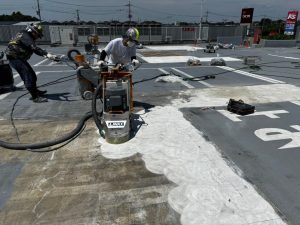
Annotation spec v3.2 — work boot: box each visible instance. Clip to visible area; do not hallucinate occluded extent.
[32,96,48,103]
[37,89,47,95]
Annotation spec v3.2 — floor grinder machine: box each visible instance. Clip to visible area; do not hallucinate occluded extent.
[69,50,135,144]
[92,64,134,144]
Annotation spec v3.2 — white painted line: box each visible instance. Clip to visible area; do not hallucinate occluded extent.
[141,56,241,64]
[0,92,12,100]
[48,61,66,66]
[45,65,68,67]
[268,54,300,60]
[144,45,204,51]
[171,68,214,88]
[34,58,49,67]
[290,100,300,106]
[218,109,289,122]
[34,60,68,67]
[49,61,56,66]
[15,81,24,87]
[136,53,144,59]
[13,72,19,79]
[158,68,194,89]
[36,70,75,73]
[133,65,213,70]
[218,66,285,84]
[0,72,41,100]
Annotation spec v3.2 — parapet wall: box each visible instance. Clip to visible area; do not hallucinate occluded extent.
[260,39,297,47]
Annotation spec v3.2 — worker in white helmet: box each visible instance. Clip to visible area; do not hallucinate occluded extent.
[98,27,140,67]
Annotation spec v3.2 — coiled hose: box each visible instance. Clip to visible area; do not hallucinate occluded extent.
[67,48,81,67]
[0,49,93,151]
[0,112,92,151]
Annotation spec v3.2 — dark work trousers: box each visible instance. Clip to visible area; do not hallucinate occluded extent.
[9,59,38,99]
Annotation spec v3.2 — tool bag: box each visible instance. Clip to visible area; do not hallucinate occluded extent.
[227,99,255,115]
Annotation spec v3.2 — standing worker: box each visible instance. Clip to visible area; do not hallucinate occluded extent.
[98,27,140,67]
[5,23,57,103]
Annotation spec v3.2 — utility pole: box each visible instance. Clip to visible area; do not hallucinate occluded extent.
[76,9,80,25]
[36,0,42,23]
[261,15,266,36]
[198,0,203,41]
[127,0,132,25]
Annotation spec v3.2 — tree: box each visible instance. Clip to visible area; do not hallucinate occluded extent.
[87,21,96,25]
[0,11,38,21]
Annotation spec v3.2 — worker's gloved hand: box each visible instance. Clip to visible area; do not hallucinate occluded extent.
[46,53,57,60]
[132,59,140,67]
[97,60,106,67]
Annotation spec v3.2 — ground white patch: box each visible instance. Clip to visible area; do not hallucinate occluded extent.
[268,54,300,60]
[155,75,184,83]
[141,56,241,63]
[172,83,300,108]
[99,83,300,225]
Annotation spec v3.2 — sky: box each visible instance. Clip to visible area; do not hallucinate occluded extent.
[1,0,299,23]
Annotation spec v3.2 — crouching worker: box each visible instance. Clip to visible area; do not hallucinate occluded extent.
[98,27,140,68]
[5,23,57,103]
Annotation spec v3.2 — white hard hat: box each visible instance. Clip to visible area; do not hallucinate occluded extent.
[124,27,140,43]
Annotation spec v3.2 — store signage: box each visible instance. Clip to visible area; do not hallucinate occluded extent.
[284,11,298,35]
[240,8,254,24]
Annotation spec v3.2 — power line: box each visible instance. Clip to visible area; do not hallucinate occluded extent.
[40,6,124,16]
[46,9,75,15]
[207,11,240,18]
[132,5,200,18]
[43,4,123,14]
[79,10,125,16]
[42,0,124,8]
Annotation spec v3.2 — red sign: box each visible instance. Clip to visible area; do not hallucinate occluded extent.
[286,11,298,24]
[284,11,298,35]
[240,8,254,24]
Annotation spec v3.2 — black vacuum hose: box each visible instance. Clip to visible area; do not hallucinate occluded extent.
[67,49,81,67]
[91,83,104,136]
[0,112,92,151]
